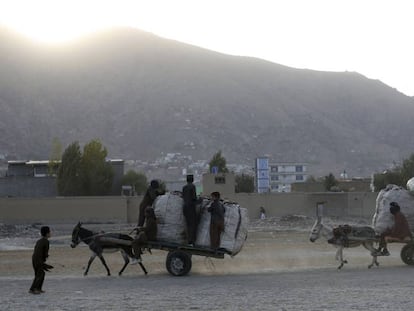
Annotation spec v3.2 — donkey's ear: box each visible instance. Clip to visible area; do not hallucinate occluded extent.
[78,221,82,226]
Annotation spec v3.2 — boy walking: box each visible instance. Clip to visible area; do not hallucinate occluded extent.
[29,226,53,294]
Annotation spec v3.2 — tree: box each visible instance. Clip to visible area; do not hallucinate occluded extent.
[57,142,82,196]
[372,153,414,191]
[306,175,318,183]
[80,139,114,196]
[235,174,255,193]
[48,137,62,176]
[323,173,338,191]
[373,168,404,192]
[209,150,228,173]
[401,153,414,185]
[57,140,114,196]
[121,170,148,195]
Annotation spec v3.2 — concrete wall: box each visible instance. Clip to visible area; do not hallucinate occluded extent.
[0,177,57,197]
[0,196,128,224]
[226,192,377,219]
[0,192,378,225]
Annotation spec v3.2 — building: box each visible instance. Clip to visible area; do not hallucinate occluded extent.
[202,172,235,198]
[0,159,125,197]
[255,157,308,193]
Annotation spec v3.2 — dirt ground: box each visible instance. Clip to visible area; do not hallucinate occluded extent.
[1,219,413,310]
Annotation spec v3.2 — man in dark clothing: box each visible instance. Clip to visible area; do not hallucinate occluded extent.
[208,192,225,250]
[182,174,198,245]
[29,226,53,294]
[138,180,165,227]
[377,202,412,256]
[132,207,158,264]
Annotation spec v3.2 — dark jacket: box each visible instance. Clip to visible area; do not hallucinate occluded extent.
[143,217,158,241]
[140,187,165,209]
[390,212,412,239]
[182,183,197,207]
[208,200,225,224]
[32,237,49,268]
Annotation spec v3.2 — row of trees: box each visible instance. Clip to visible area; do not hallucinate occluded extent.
[54,143,255,196]
[372,153,414,191]
[61,144,414,195]
[57,140,114,196]
[314,153,414,192]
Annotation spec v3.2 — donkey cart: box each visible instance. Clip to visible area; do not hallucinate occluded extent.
[144,240,228,276]
[71,222,231,277]
[309,202,414,269]
[399,241,414,265]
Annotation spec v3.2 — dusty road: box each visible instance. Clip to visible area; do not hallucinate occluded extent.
[1,221,414,310]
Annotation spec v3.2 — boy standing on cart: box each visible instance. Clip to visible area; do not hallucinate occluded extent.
[208,192,225,251]
[138,180,165,227]
[182,174,198,246]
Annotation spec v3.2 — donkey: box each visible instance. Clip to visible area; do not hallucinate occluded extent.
[70,222,147,276]
[309,215,380,269]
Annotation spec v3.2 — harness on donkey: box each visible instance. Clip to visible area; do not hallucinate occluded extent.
[329,225,377,247]
[71,222,148,276]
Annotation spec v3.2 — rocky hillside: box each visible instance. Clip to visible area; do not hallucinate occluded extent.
[1,26,414,176]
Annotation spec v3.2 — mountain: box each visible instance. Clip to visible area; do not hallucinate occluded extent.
[1,26,414,177]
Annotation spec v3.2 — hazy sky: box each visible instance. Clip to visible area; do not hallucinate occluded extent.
[1,0,413,96]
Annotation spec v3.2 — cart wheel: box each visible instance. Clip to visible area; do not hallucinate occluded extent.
[400,244,414,265]
[166,251,192,276]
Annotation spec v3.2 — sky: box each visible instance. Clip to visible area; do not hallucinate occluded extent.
[1,0,413,96]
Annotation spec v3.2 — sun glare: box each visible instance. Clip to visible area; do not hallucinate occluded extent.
[0,0,126,43]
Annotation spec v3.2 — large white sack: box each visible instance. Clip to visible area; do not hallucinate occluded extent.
[153,193,249,256]
[153,193,187,244]
[407,177,414,194]
[195,200,249,256]
[372,184,414,234]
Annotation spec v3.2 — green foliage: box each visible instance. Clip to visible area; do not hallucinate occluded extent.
[373,153,414,191]
[235,174,255,193]
[401,154,414,185]
[323,173,338,191]
[57,142,82,196]
[48,137,62,176]
[80,139,114,196]
[372,170,402,192]
[209,150,229,173]
[306,175,317,183]
[121,170,148,195]
[57,139,114,196]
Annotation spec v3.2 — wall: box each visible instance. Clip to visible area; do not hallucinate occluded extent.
[0,177,57,197]
[0,192,378,224]
[0,196,128,224]
[226,192,377,219]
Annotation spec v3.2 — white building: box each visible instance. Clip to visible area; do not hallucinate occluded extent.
[255,157,308,193]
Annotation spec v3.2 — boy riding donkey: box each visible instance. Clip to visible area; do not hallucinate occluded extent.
[329,202,412,257]
[375,202,412,256]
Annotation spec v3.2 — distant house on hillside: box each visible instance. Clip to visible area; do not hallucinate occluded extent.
[0,159,124,197]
